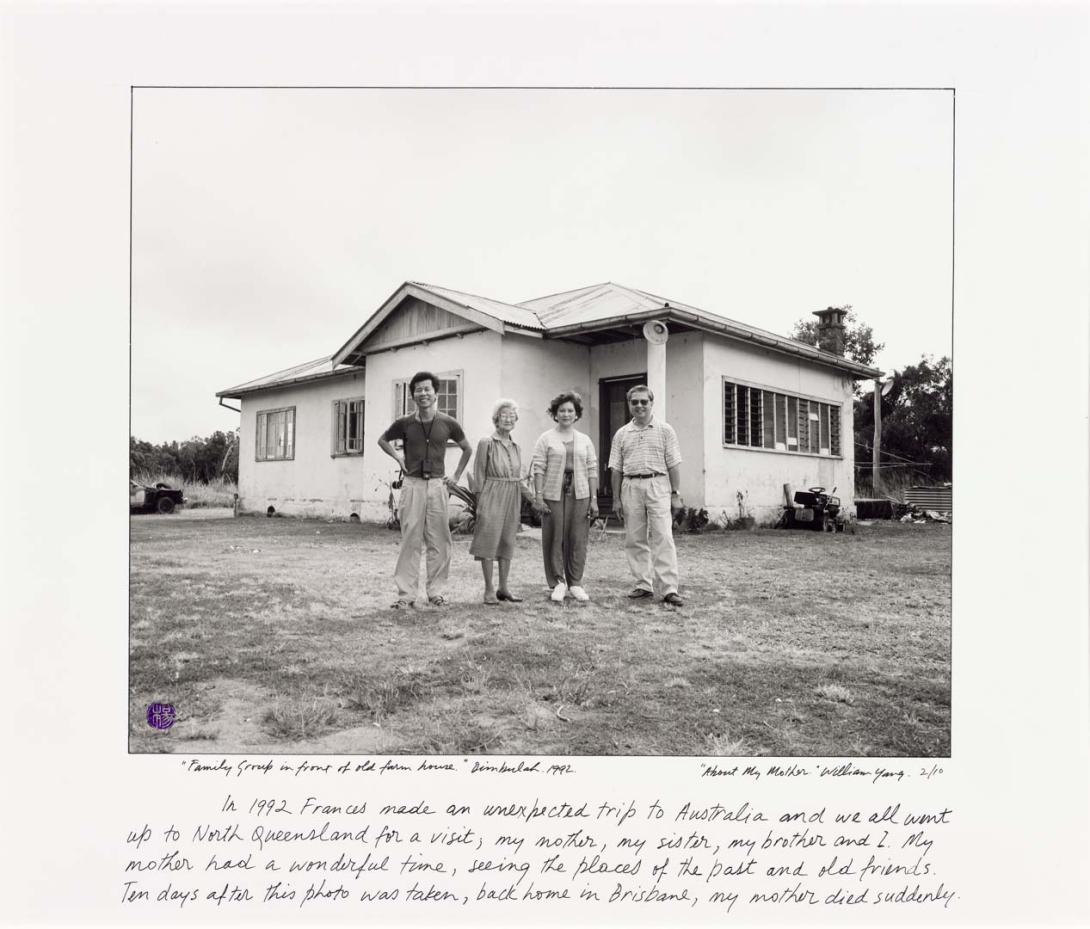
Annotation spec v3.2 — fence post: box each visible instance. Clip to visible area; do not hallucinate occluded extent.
[872,378,882,494]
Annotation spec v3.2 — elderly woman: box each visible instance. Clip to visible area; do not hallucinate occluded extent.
[469,399,536,604]
[531,392,599,602]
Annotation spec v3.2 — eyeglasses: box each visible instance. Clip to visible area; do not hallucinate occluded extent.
[629,399,651,406]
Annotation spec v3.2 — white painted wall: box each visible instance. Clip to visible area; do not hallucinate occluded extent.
[498,335,591,458]
[238,331,506,519]
[701,336,856,524]
[664,331,705,505]
[237,368,368,518]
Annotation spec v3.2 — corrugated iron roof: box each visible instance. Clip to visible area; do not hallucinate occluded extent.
[521,281,815,347]
[219,279,881,397]
[216,356,363,398]
[519,281,664,326]
[412,281,544,331]
[519,281,879,377]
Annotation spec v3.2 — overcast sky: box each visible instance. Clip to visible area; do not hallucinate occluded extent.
[131,88,952,443]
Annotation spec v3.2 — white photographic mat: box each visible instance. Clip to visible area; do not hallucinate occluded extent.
[2,3,1087,926]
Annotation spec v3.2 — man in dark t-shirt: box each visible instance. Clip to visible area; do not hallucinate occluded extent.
[378,370,472,608]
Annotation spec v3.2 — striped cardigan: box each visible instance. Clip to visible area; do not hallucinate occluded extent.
[530,428,599,501]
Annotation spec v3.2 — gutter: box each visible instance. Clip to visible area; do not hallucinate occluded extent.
[545,308,882,379]
[218,397,241,413]
[216,364,366,401]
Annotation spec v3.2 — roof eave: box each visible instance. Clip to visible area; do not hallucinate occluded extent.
[216,364,366,400]
[332,282,523,365]
[544,308,882,378]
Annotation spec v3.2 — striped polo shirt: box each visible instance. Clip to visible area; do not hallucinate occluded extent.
[608,417,682,476]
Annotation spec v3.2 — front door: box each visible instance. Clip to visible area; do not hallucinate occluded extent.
[598,373,647,498]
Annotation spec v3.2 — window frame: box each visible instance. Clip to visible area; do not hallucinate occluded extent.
[721,377,842,458]
[255,405,296,462]
[331,395,366,458]
[392,370,464,424]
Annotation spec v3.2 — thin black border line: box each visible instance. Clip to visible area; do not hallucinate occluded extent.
[132,84,955,91]
[129,86,955,760]
[949,88,956,760]
[128,85,134,760]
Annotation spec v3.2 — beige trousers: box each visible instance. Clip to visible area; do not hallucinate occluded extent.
[620,474,679,596]
[394,476,452,601]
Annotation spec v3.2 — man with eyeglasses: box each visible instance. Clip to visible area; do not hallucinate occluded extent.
[608,385,685,606]
[378,370,472,609]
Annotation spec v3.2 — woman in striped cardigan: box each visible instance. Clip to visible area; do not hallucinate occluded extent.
[530,392,599,602]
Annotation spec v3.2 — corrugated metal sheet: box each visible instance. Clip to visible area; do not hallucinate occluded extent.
[221,280,882,399]
[518,281,664,326]
[217,356,361,397]
[413,282,544,331]
[519,283,874,374]
[904,486,953,513]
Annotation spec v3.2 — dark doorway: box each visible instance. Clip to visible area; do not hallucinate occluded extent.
[598,373,647,499]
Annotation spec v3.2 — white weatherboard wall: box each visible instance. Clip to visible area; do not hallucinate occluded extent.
[237,369,367,518]
[701,336,857,524]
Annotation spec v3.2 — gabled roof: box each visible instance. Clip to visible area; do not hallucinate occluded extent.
[415,282,544,331]
[331,281,543,367]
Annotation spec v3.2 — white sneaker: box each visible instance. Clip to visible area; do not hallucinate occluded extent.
[569,586,590,602]
[550,582,568,602]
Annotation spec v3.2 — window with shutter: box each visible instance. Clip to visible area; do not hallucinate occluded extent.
[332,397,365,456]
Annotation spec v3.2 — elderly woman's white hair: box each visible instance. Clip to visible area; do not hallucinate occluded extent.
[491,398,520,426]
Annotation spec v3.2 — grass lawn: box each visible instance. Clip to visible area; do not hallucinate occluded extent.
[129,511,950,757]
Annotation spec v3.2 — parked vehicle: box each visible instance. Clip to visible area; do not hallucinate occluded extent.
[130,480,185,514]
[778,485,846,532]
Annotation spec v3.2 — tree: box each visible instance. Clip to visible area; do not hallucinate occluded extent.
[854,355,952,483]
[788,311,951,486]
[790,306,884,369]
[129,430,240,484]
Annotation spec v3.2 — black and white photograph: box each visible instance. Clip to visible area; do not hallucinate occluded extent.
[129,88,952,757]
[5,2,1090,926]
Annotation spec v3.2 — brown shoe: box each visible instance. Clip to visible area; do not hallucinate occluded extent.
[627,587,653,599]
[496,590,523,602]
[663,592,684,606]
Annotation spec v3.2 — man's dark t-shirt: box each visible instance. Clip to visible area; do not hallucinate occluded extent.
[382,413,466,478]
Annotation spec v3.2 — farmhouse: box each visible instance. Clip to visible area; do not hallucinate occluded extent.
[216,281,880,523]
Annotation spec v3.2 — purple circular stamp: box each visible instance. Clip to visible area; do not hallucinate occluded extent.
[146,703,176,730]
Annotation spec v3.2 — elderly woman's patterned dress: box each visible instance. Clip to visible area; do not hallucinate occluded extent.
[469,434,526,561]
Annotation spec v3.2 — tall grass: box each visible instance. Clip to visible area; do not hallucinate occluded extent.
[132,472,237,509]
